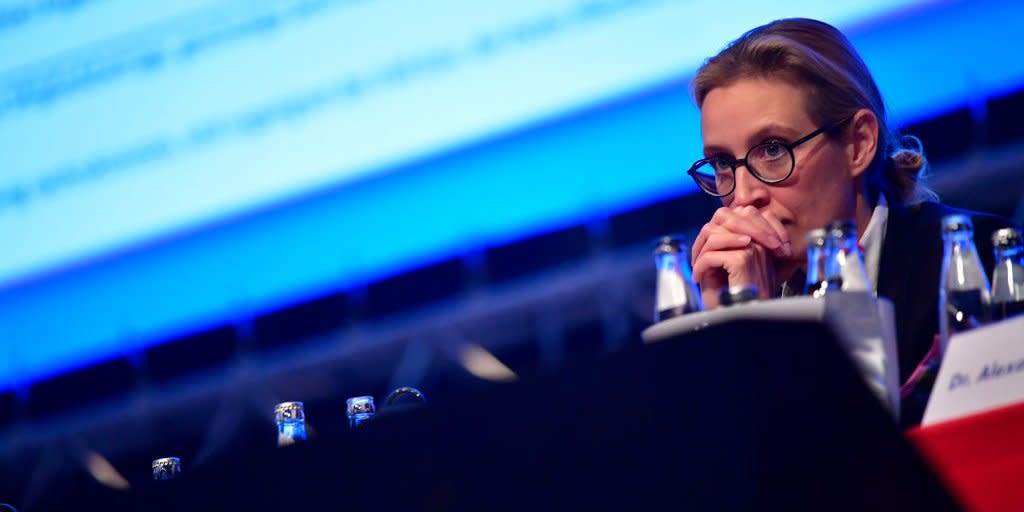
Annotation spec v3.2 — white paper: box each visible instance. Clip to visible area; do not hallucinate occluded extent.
[923,315,1024,425]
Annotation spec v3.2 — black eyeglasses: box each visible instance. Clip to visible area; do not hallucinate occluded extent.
[686,115,853,197]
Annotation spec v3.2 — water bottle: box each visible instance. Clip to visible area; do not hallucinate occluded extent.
[152,457,181,480]
[653,236,702,322]
[803,228,838,297]
[275,401,307,446]
[378,387,428,418]
[827,220,871,293]
[991,227,1024,320]
[346,396,375,428]
[938,214,992,351]
[384,386,427,408]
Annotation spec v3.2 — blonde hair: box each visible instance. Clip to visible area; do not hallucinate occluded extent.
[692,18,936,205]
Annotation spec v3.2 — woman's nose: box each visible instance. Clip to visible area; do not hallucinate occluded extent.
[730,164,770,208]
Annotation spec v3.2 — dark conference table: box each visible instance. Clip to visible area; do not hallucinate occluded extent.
[49,319,959,510]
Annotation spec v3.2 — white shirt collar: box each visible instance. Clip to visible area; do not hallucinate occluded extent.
[860,194,889,292]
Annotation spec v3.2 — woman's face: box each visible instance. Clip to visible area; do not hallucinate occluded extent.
[700,77,858,265]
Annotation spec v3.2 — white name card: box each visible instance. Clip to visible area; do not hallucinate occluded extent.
[923,315,1024,425]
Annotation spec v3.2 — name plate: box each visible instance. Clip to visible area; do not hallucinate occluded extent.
[923,315,1024,425]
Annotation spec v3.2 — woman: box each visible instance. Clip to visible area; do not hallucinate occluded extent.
[686,18,1017,425]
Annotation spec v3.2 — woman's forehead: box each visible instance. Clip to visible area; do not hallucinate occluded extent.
[700,78,813,144]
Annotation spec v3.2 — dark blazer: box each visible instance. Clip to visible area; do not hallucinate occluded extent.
[876,199,1019,426]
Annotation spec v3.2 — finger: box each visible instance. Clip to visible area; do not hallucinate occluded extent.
[696,233,752,260]
[691,227,707,265]
[713,207,778,247]
[692,223,732,265]
[716,207,789,257]
[692,207,734,260]
[694,248,776,298]
[691,250,722,288]
[731,206,786,247]
[759,209,792,256]
[701,286,722,309]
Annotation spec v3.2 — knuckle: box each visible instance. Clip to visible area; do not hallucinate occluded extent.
[701,224,724,237]
[722,217,746,233]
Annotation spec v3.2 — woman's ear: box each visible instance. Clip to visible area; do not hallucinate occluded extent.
[846,108,879,178]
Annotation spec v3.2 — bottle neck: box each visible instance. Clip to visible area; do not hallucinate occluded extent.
[943,230,974,244]
[805,245,824,285]
[836,234,859,254]
[943,232,981,260]
[942,231,991,292]
[944,235,982,262]
[655,253,678,272]
[655,252,694,280]
[277,419,307,446]
[995,245,1024,265]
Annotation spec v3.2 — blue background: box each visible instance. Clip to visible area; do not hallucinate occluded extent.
[2,0,1024,390]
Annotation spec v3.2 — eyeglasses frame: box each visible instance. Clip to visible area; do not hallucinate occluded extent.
[686,114,855,197]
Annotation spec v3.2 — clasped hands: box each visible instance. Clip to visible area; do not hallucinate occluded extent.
[691,205,794,308]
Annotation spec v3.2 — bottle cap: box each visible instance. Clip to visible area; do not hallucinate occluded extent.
[152,457,181,480]
[826,220,857,238]
[653,236,684,255]
[992,227,1022,249]
[274,401,305,422]
[942,214,973,234]
[718,285,758,306]
[805,228,827,247]
[346,396,376,417]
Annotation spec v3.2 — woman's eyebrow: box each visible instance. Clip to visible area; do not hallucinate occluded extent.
[748,123,799,142]
[701,123,802,156]
[701,144,732,158]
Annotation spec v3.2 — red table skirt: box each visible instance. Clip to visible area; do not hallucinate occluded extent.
[907,401,1024,511]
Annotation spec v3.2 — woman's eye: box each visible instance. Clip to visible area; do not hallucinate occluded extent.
[711,157,732,172]
[760,142,786,160]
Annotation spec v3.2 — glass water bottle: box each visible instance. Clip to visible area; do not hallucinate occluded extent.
[275,401,307,447]
[827,220,871,293]
[804,228,837,297]
[938,214,992,351]
[384,386,427,408]
[991,227,1024,320]
[346,396,375,428]
[152,457,181,480]
[653,236,702,321]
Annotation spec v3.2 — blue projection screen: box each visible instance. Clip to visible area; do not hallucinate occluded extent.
[3,0,1024,390]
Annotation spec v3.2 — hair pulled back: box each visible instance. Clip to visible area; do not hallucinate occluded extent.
[692,18,935,204]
